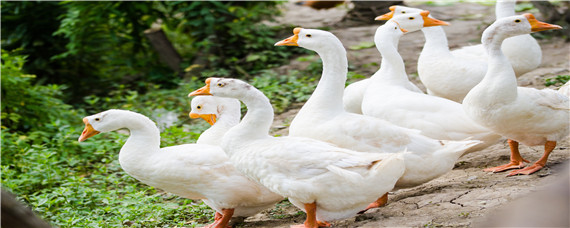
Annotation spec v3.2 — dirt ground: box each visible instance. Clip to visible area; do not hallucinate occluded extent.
[238,1,570,227]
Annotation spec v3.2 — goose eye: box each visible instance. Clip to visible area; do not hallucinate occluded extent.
[306,34,312,38]
[401,11,406,13]
[514,19,521,23]
[395,26,398,30]
[95,118,100,121]
[197,105,202,110]
[409,17,414,20]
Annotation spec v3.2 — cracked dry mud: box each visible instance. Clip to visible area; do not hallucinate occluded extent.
[239,1,569,227]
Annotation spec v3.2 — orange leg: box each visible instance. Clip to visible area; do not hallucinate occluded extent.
[291,202,327,228]
[214,211,223,221]
[508,141,556,176]
[213,208,234,228]
[358,193,388,214]
[202,209,233,228]
[484,139,529,173]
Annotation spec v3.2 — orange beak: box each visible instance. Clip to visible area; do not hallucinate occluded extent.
[275,27,302,46]
[189,113,217,125]
[375,6,396,21]
[525,13,562,32]
[78,118,100,142]
[189,78,212,96]
[421,11,450,27]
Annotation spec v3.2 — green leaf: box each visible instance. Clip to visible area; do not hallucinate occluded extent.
[349,41,376,50]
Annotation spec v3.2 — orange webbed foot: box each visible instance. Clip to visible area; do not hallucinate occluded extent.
[290,224,318,228]
[290,223,327,228]
[358,193,388,214]
[317,220,331,227]
[507,163,546,176]
[483,159,529,173]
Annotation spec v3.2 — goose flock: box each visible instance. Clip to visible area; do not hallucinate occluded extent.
[78,1,568,228]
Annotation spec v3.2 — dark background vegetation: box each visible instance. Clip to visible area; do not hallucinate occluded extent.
[1,1,320,227]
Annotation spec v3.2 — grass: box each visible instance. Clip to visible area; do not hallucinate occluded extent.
[1,119,215,227]
[1,51,326,227]
[544,75,570,87]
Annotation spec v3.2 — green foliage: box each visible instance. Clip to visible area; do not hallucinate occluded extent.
[0,51,216,227]
[0,2,323,226]
[1,1,176,103]
[162,1,306,77]
[2,1,302,104]
[544,75,570,87]
[0,1,68,83]
[1,127,214,227]
[514,2,535,12]
[250,57,323,113]
[349,41,376,50]
[251,71,317,113]
[346,71,368,85]
[1,50,79,132]
[54,1,176,99]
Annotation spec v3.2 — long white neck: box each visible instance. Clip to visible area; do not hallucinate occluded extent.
[197,109,239,145]
[473,24,518,104]
[222,89,273,156]
[114,111,161,172]
[421,26,451,54]
[371,26,410,86]
[302,41,348,114]
[496,0,516,19]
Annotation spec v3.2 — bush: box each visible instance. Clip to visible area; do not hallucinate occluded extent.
[1,51,213,227]
[0,50,79,133]
[1,1,305,104]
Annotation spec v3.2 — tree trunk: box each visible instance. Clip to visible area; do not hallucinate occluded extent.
[1,190,52,228]
[144,27,183,75]
[340,1,403,26]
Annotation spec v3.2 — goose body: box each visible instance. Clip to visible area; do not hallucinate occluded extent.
[78,109,282,228]
[463,14,567,176]
[189,78,406,227]
[558,81,570,98]
[360,19,501,153]
[377,1,541,103]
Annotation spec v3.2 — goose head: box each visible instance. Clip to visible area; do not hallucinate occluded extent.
[78,109,133,142]
[189,96,240,125]
[274,27,344,54]
[387,11,449,33]
[189,78,254,100]
[376,5,423,21]
[482,13,561,44]
[376,20,409,41]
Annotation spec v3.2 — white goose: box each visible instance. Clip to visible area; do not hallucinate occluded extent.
[275,25,481,211]
[189,96,241,145]
[343,12,435,114]
[189,78,405,228]
[463,14,567,176]
[376,1,541,103]
[451,0,542,76]
[360,19,501,152]
[78,109,283,228]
